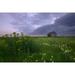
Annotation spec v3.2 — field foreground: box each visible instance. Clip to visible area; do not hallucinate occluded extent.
[0,36,75,62]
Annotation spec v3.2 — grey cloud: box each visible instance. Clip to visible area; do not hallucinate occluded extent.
[0,13,19,34]
[55,13,75,26]
[31,13,75,36]
[0,13,65,34]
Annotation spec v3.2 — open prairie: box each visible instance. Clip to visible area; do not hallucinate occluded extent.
[0,36,75,62]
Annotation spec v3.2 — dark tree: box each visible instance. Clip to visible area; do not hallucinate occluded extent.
[13,32,16,37]
[47,31,57,37]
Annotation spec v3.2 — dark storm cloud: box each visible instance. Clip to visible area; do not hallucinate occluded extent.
[11,13,52,26]
[55,13,75,26]
[31,13,65,25]
[54,13,75,35]
[9,13,65,33]
[11,13,65,26]
[31,13,52,25]
[0,13,65,34]
[32,13,75,36]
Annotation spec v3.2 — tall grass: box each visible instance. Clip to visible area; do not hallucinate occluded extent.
[0,34,75,62]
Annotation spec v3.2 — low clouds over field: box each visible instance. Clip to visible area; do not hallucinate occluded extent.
[0,13,75,36]
[0,13,65,34]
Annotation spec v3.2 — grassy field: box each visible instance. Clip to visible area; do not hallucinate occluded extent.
[0,36,75,62]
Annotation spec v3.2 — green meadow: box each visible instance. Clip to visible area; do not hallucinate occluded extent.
[0,35,75,62]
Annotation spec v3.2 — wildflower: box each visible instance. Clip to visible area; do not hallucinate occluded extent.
[42,43,49,46]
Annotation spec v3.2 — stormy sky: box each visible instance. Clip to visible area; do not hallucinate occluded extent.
[0,13,75,35]
[0,13,65,34]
